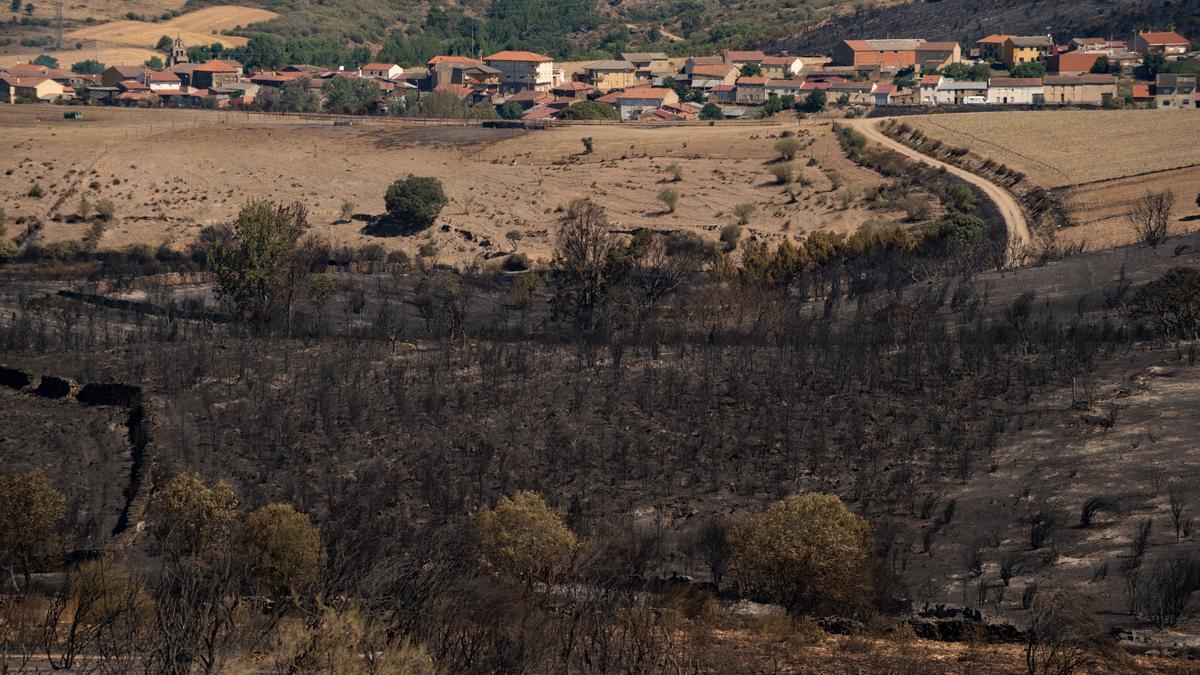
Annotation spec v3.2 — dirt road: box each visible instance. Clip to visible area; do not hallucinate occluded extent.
[848,117,1032,262]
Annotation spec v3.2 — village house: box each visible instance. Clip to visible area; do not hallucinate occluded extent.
[551,81,594,100]
[709,84,736,103]
[915,42,962,73]
[976,34,1012,62]
[1042,74,1117,105]
[360,62,403,80]
[1003,36,1053,68]
[872,83,898,105]
[684,55,725,75]
[932,78,988,104]
[689,63,740,89]
[1154,73,1196,108]
[918,74,942,104]
[581,60,637,91]
[1068,37,1126,53]
[764,78,806,98]
[143,68,182,92]
[101,65,144,88]
[620,52,671,80]
[986,77,1044,104]
[484,51,558,92]
[0,76,69,102]
[596,86,679,120]
[1045,51,1105,75]
[1131,83,1154,106]
[829,81,877,104]
[723,50,767,70]
[734,76,767,104]
[191,60,241,89]
[1133,32,1190,59]
[430,60,501,95]
[503,89,555,110]
[831,39,923,69]
[760,56,804,79]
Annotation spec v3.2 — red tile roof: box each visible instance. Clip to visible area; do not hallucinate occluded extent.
[724,50,766,61]
[1131,84,1152,99]
[710,84,735,92]
[1138,31,1188,45]
[920,75,943,85]
[485,51,552,62]
[736,76,767,85]
[361,62,398,71]
[554,81,593,90]
[690,64,736,77]
[433,83,473,98]
[427,55,482,66]
[977,34,1012,44]
[918,41,959,51]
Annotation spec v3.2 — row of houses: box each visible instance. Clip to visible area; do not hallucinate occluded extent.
[835,31,1191,71]
[2,28,1194,118]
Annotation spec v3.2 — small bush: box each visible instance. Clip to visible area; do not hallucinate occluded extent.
[384,176,447,232]
[733,202,755,225]
[774,137,800,161]
[28,183,43,198]
[770,164,793,185]
[657,187,679,213]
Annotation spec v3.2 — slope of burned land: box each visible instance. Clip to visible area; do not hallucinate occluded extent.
[3,224,1200,658]
[0,105,939,265]
[778,0,1197,55]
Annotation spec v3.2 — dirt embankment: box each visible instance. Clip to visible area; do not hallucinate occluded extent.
[0,366,154,550]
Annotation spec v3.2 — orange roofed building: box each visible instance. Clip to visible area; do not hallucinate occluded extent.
[483,51,558,92]
[831,39,924,69]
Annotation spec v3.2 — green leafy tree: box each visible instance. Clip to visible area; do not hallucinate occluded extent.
[279,77,319,112]
[384,175,447,231]
[0,471,66,589]
[800,89,826,113]
[738,62,762,77]
[235,503,321,598]
[497,100,524,119]
[207,200,310,322]
[472,491,577,586]
[699,102,723,120]
[730,493,872,613]
[9,0,19,13]
[322,76,380,114]
[1090,55,1111,74]
[144,55,163,70]
[1009,61,1046,78]
[71,59,105,74]
[774,136,800,161]
[558,100,618,120]
[155,35,173,52]
[31,54,58,68]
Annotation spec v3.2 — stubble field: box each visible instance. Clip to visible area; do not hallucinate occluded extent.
[0,105,924,264]
[905,110,1200,249]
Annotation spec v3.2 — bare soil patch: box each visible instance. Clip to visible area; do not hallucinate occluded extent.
[0,105,934,265]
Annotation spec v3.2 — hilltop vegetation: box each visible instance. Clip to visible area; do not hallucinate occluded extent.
[177,0,862,63]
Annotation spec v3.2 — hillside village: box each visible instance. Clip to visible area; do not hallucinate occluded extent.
[1,30,1197,120]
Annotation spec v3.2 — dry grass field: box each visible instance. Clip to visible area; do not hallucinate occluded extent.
[67,6,278,49]
[22,0,186,22]
[905,110,1200,249]
[0,105,924,264]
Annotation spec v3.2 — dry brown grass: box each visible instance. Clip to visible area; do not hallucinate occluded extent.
[907,110,1200,188]
[907,110,1200,249]
[67,6,278,50]
[0,105,921,264]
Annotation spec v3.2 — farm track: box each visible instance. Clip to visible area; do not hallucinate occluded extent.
[848,117,1033,261]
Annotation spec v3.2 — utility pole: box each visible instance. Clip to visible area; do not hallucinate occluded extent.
[55,0,62,51]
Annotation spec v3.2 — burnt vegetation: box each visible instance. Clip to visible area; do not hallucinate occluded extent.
[1,169,1200,669]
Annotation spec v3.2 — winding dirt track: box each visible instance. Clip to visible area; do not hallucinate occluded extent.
[848,117,1032,261]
